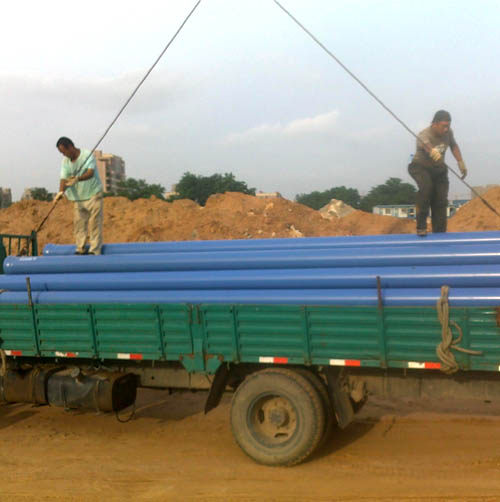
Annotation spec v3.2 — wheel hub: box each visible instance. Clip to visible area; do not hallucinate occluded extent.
[251,396,297,442]
[268,406,288,427]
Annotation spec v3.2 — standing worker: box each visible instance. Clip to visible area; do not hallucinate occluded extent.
[54,137,104,255]
[408,110,467,237]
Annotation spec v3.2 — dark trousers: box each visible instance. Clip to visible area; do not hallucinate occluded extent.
[408,163,449,233]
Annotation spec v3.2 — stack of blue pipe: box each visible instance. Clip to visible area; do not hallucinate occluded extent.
[1,231,500,307]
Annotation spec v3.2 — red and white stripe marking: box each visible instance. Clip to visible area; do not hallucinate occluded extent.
[117,353,143,360]
[3,350,22,356]
[259,356,288,364]
[329,359,361,367]
[408,361,441,370]
[55,351,77,358]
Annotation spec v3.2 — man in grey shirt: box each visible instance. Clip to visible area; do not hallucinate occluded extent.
[408,110,467,236]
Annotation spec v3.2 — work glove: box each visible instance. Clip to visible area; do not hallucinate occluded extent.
[65,176,79,187]
[54,191,64,202]
[429,147,442,162]
[458,160,467,179]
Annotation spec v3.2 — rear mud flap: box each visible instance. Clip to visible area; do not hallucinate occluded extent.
[324,367,355,429]
[204,363,230,414]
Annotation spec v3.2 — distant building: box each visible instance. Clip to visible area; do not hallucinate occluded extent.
[373,200,469,219]
[164,184,178,199]
[94,150,126,194]
[448,199,470,216]
[21,188,34,201]
[255,191,282,198]
[373,204,416,219]
[0,188,12,208]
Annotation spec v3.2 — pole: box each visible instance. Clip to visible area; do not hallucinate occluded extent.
[35,198,61,234]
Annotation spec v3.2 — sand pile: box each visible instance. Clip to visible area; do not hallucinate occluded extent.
[0,192,351,251]
[448,186,500,231]
[2,188,499,253]
[339,210,414,235]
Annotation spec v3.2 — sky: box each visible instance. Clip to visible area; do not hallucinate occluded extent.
[2,0,500,201]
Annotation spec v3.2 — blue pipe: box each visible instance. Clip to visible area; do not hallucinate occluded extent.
[7,244,500,275]
[42,231,500,256]
[2,264,500,291]
[0,287,499,307]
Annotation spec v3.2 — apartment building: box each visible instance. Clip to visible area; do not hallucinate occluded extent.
[94,150,126,194]
[0,188,12,208]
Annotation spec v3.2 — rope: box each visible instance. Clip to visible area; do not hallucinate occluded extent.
[436,286,482,375]
[271,0,500,219]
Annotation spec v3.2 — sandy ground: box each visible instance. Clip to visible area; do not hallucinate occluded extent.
[1,390,500,502]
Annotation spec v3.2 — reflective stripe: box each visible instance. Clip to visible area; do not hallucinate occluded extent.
[55,351,77,358]
[408,361,441,370]
[117,353,143,360]
[329,359,361,367]
[259,356,288,364]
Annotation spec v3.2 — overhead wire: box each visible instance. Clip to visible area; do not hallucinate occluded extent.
[272,0,500,218]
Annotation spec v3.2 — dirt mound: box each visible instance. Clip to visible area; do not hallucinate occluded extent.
[0,192,349,251]
[319,199,356,219]
[448,186,500,231]
[2,188,498,253]
[339,209,414,235]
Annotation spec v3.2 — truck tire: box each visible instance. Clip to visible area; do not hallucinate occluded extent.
[293,367,335,446]
[230,367,325,466]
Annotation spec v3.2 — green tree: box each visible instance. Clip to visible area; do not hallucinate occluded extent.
[360,177,416,212]
[172,172,255,206]
[30,187,54,201]
[295,186,361,210]
[115,178,165,201]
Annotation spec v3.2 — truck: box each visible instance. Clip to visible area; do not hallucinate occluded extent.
[1,231,500,466]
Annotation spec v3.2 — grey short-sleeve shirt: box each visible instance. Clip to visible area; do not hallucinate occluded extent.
[413,126,457,167]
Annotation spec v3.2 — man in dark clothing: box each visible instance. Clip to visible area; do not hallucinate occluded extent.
[408,110,467,236]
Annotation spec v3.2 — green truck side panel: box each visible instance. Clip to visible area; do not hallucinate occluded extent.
[308,306,380,362]
[37,304,96,358]
[0,304,38,355]
[0,303,499,374]
[93,304,163,360]
[160,304,194,358]
[236,305,305,359]
[468,308,500,369]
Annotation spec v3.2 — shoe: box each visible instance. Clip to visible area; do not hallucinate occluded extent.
[74,250,88,255]
[416,229,427,237]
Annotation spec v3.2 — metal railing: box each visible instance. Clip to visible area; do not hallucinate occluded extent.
[0,231,38,273]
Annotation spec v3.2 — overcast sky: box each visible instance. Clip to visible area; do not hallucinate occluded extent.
[2,0,499,201]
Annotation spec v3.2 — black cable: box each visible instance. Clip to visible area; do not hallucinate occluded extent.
[272,0,500,217]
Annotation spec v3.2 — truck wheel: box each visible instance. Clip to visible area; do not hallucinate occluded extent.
[230,368,325,466]
[293,368,335,445]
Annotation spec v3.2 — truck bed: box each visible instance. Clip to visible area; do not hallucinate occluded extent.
[1,302,499,374]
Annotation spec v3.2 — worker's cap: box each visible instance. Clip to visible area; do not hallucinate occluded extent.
[432,110,451,123]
